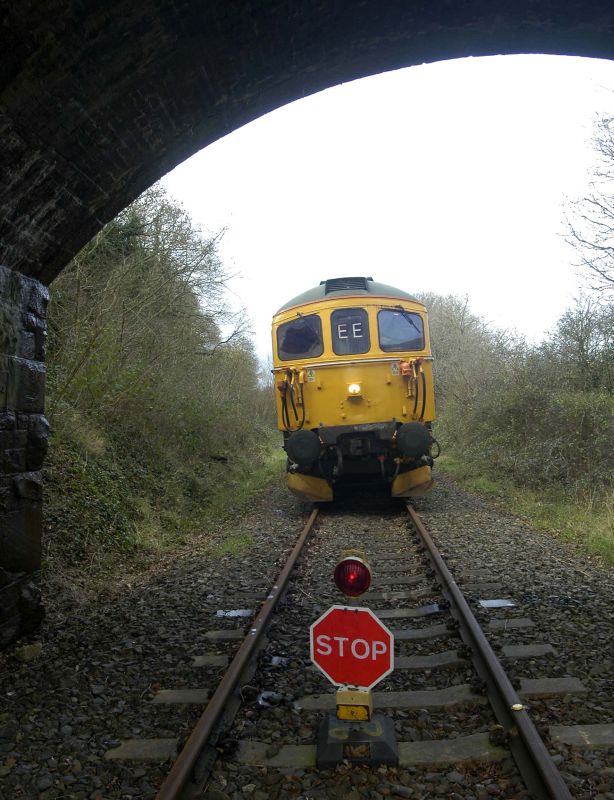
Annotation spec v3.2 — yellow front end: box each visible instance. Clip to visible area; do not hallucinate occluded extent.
[273,357,435,429]
[272,294,437,501]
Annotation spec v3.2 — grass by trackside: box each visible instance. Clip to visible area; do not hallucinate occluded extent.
[42,416,286,601]
[437,453,614,567]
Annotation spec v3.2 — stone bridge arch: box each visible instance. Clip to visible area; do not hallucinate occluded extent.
[1,0,613,642]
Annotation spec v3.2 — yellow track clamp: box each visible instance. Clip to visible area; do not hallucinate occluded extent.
[336,688,373,721]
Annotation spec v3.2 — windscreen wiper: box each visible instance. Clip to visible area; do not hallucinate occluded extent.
[393,305,422,335]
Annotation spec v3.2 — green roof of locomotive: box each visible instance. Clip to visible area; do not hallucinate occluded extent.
[275,277,420,313]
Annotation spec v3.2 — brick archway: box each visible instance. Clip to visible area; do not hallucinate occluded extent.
[2,1,614,283]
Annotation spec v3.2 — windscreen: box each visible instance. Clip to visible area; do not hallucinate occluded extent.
[277,314,323,361]
[377,309,424,352]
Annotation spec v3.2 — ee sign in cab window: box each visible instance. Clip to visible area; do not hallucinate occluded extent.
[331,308,370,355]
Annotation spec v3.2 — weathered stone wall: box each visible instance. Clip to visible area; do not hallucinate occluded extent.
[0,265,48,646]
[2,1,614,284]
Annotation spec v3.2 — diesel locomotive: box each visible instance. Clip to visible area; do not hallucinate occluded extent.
[272,277,437,502]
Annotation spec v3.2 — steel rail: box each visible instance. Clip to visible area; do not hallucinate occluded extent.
[156,506,320,800]
[406,504,572,800]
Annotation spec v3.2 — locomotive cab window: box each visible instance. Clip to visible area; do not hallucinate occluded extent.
[378,309,424,352]
[331,308,370,355]
[277,314,324,361]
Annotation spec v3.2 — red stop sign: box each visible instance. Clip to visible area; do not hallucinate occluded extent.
[310,605,394,690]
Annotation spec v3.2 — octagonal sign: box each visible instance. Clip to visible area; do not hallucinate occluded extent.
[310,605,394,690]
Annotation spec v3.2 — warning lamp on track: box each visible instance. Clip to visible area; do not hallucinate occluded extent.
[333,550,372,597]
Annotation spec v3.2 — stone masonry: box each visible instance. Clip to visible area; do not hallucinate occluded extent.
[2,1,614,285]
[0,264,48,646]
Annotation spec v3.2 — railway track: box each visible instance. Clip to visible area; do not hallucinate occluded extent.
[100,498,613,799]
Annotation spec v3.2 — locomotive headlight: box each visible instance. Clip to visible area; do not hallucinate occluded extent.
[347,383,362,397]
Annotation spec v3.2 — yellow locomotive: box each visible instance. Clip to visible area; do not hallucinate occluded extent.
[272,277,437,502]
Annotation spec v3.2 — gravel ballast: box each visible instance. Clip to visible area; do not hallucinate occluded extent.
[0,476,612,799]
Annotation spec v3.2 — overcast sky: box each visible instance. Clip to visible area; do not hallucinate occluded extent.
[163,54,614,357]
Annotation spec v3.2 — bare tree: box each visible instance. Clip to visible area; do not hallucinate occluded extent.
[539,295,614,394]
[567,116,614,292]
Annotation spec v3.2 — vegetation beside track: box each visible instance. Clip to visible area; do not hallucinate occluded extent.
[42,115,614,588]
[424,117,614,565]
[437,453,614,565]
[43,187,281,597]
[425,290,614,565]
[43,428,284,586]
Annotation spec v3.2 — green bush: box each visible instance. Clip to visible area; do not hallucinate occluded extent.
[43,186,278,571]
[470,386,614,488]
[424,293,614,493]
